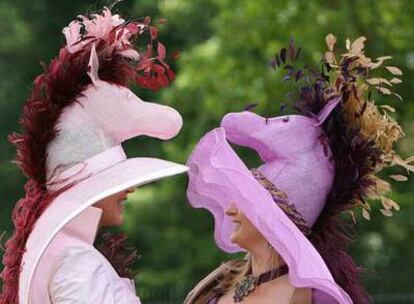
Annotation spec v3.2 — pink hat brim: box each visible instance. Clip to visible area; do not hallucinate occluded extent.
[186,127,352,304]
[20,157,188,304]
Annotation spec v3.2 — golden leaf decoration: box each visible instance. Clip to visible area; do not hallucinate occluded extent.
[389,174,408,182]
[380,209,393,217]
[405,156,414,163]
[350,36,367,54]
[323,34,412,221]
[376,56,393,61]
[366,78,393,86]
[380,105,396,112]
[390,78,402,84]
[378,87,392,95]
[381,197,400,211]
[346,38,351,50]
[325,51,336,65]
[349,210,357,223]
[362,208,371,220]
[385,66,403,75]
[392,92,403,101]
[326,33,337,52]
[392,155,414,172]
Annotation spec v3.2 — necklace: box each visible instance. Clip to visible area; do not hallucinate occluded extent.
[233,264,289,303]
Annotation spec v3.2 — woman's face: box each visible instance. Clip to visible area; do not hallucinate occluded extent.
[94,187,135,227]
[225,202,265,250]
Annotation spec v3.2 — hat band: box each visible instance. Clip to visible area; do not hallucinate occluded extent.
[47,145,127,191]
[250,169,311,235]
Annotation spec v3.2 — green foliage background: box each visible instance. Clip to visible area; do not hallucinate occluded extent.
[0,0,413,302]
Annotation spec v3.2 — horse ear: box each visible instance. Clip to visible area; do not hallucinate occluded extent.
[314,96,342,126]
[87,43,100,85]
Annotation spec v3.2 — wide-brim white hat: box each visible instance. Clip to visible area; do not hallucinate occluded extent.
[19,144,188,303]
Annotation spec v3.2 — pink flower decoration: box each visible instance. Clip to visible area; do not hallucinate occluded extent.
[61,6,176,91]
[62,7,141,59]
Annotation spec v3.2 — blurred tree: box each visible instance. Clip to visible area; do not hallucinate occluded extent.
[1,0,413,302]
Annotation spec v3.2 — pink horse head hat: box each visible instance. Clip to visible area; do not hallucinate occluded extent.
[221,109,335,227]
[46,45,183,183]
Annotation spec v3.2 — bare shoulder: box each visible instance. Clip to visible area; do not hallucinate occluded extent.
[274,274,311,304]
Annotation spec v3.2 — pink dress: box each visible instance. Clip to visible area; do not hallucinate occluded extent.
[29,207,141,304]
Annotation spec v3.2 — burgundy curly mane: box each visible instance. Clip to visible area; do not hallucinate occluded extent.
[0,13,175,304]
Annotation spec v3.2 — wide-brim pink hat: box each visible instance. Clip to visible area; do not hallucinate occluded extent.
[186,123,352,303]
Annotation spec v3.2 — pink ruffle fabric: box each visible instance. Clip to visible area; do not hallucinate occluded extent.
[186,126,352,303]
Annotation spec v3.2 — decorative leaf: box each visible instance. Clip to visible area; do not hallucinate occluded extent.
[275,54,281,66]
[385,66,403,75]
[378,87,391,95]
[346,38,351,50]
[380,209,393,217]
[157,42,166,59]
[390,77,402,84]
[144,16,151,25]
[376,56,393,61]
[149,27,158,39]
[325,52,336,65]
[389,174,408,182]
[392,92,403,101]
[392,155,414,172]
[280,48,287,63]
[349,210,357,223]
[382,197,400,211]
[405,156,414,163]
[382,198,392,210]
[350,36,366,54]
[380,105,395,112]
[362,208,371,220]
[366,78,392,86]
[326,34,336,51]
[244,103,259,111]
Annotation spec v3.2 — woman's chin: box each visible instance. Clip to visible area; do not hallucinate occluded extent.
[230,232,241,245]
[108,213,124,227]
[115,214,124,226]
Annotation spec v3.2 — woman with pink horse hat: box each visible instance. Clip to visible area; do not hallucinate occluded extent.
[0,7,187,304]
[184,36,413,304]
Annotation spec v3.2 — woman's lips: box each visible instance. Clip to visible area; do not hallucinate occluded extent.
[118,199,127,207]
[233,220,241,230]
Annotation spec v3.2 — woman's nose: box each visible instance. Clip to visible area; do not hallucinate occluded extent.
[126,187,135,194]
[225,203,238,216]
